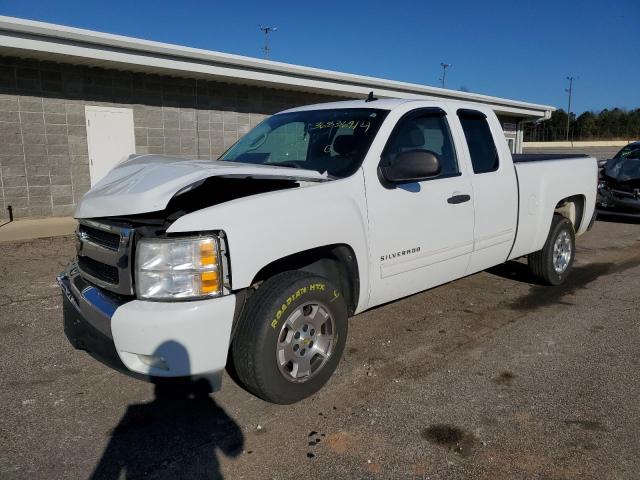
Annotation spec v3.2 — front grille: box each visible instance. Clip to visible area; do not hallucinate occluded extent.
[78,256,119,285]
[79,224,120,250]
[76,220,134,295]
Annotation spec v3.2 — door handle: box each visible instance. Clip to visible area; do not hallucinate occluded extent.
[447,194,471,204]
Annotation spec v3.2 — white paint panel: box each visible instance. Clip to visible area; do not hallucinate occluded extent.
[451,109,519,275]
[359,103,475,308]
[85,106,135,186]
[111,294,236,377]
[75,157,328,218]
[167,173,372,314]
[509,157,598,259]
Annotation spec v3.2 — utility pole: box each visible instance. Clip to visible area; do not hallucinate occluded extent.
[439,63,451,89]
[259,25,278,59]
[565,76,575,141]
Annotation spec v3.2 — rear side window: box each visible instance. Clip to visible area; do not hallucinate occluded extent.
[458,110,499,174]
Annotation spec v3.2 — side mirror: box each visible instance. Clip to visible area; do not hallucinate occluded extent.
[379,150,441,183]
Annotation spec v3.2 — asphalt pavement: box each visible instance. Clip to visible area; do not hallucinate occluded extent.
[1,215,639,479]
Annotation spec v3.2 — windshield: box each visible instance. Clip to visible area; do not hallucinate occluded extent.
[220,108,389,178]
[604,157,640,181]
[614,143,640,159]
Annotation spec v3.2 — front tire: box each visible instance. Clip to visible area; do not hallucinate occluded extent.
[528,214,575,285]
[231,271,348,404]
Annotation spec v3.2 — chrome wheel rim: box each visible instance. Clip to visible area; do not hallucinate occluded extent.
[553,230,572,274]
[276,302,335,383]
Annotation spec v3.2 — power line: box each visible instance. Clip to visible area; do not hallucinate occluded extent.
[259,25,278,59]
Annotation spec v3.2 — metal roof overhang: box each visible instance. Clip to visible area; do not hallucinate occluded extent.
[0,16,554,120]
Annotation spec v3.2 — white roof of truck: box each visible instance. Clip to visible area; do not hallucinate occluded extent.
[0,15,554,119]
[283,98,411,112]
[283,98,498,115]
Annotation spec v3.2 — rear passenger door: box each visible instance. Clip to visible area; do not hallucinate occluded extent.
[456,109,518,274]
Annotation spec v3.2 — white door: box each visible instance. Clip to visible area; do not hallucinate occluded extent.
[366,109,475,307]
[85,106,136,185]
[455,109,518,275]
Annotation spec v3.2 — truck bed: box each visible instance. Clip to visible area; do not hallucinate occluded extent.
[513,153,590,163]
[510,153,597,261]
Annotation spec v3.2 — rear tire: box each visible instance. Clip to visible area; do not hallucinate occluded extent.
[528,214,575,285]
[231,271,348,404]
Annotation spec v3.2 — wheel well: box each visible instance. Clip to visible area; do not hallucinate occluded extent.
[554,195,586,231]
[250,244,360,315]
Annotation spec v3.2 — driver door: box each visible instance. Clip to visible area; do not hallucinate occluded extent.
[366,108,475,307]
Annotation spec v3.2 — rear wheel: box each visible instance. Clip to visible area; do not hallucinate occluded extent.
[528,214,575,285]
[231,271,348,404]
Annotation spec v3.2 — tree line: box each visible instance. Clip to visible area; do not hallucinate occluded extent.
[524,108,640,142]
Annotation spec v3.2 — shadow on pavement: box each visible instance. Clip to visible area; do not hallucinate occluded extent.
[486,260,545,286]
[91,341,244,480]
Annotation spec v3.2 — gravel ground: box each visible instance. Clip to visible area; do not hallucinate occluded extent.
[1,216,639,480]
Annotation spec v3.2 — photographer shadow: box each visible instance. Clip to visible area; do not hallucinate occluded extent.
[91,341,243,479]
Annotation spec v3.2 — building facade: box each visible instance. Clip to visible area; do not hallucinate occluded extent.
[0,16,554,219]
[0,57,336,218]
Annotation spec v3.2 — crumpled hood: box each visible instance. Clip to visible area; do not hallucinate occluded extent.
[75,154,329,218]
[603,157,640,185]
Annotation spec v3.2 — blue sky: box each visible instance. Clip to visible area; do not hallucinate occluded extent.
[1,0,638,114]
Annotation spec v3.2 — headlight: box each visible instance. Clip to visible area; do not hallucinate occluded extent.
[136,236,222,300]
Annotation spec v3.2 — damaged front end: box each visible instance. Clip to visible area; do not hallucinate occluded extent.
[74,155,329,220]
[103,175,303,235]
[71,155,331,296]
[60,157,324,386]
[597,157,640,216]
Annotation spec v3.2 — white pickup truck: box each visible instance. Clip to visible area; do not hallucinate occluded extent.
[58,98,597,403]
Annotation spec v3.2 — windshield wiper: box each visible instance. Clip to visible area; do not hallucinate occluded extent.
[270,161,304,169]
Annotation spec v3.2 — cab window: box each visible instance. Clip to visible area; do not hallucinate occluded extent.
[458,110,499,174]
[382,111,459,178]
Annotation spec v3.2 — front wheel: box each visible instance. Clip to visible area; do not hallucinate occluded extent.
[528,214,575,285]
[231,271,348,404]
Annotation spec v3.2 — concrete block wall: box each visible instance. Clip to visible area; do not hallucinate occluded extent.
[0,56,339,219]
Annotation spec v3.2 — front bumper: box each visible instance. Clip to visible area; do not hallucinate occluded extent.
[57,261,236,390]
[597,188,640,216]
